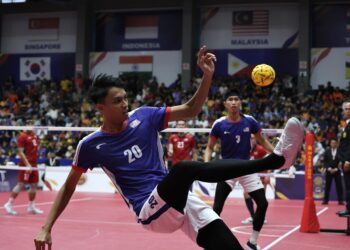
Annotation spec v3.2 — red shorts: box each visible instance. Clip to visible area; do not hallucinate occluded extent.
[18,170,39,183]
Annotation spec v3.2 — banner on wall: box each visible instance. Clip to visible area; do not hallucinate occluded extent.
[20,57,51,81]
[200,4,299,49]
[310,47,350,89]
[207,49,298,77]
[1,12,77,53]
[118,55,153,73]
[232,10,269,35]
[90,51,181,86]
[125,16,159,40]
[95,10,182,51]
[227,53,249,75]
[0,53,75,84]
[312,5,350,47]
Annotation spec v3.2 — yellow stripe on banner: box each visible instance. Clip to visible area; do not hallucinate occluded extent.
[275,192,289,200]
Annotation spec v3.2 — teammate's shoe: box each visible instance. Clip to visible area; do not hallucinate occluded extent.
[27,205,43,214]
[4,202,17,215]
[273,117,305,169]
[246,241,261,250]
[241,217,253,224]
[241,217,267,224]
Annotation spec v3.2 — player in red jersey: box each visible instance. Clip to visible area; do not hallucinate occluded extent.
[3,127,43,215]
[167,120,197,170]
[242,135,270,224]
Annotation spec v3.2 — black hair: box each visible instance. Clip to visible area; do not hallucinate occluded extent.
[89,74,125,104]
[224,89,241,100]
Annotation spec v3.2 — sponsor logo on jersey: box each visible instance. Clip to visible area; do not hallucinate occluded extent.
[96,143,107,149]
[130,119,141,128]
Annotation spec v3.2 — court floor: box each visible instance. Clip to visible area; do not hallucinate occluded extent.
[1,191,349,250]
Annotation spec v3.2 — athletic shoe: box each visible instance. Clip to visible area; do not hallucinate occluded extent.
[241,217,253,224]
[27,205,43,214]
[246,241,261,250]
[4,202,17,215]
[273,117,305,169]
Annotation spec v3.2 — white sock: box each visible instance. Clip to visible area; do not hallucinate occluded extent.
[7,197,14,205]
[29,201,34,207]
[249,230,259,245]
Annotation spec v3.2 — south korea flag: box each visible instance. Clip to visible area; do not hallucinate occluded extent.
[20,57,51,81]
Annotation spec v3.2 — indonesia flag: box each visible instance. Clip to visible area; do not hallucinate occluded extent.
[118,55,153,72]
[20,57,51,81]
[124,16,159,40]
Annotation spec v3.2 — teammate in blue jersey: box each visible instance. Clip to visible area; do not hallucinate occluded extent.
[34,47,304,250]
[204,90,274,250]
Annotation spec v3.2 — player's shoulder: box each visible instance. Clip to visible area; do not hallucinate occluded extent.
[79,129,103,146]
[212,116,226,127]
[241,114,258,123]
[169,133,177,140]
[185,133,194,139]
[18,131,27,139]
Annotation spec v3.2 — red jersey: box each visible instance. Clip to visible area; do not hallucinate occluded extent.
[250,144,267,160]
[251,144,269,182]
[17,131,39,166]
[168,133,196,165]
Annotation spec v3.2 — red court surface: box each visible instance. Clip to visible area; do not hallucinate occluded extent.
[1,191,349,250]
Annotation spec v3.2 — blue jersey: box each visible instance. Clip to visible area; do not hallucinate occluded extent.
[73,107,170,216]
[210,114,261,160]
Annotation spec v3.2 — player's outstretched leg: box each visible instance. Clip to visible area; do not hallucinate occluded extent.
[197,219,244,250]
[273,117,305,169]
[158,117,304,212]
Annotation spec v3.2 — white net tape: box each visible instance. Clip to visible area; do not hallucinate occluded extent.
[0,125,283,135]
[0,126,290,178]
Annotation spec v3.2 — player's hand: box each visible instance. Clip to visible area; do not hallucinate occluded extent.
[197,46,216,76]
[27,164,33,174]
[344,162,350,172]
[34,229,52,250]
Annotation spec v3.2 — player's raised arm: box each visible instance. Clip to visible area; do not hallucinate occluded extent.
[34,168,83,250]
[168,46,216,122]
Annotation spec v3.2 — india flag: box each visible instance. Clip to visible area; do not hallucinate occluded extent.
[118,55,153,72]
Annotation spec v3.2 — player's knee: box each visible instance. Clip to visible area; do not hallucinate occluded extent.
[12,183,24,193]
[28,184,37,193]
[197,219,242,250]
[257,198,268,211]
[170,161,199,175]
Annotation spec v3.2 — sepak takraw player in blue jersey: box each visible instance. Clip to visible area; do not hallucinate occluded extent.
[34,47,304,250]
[204,91,274,250]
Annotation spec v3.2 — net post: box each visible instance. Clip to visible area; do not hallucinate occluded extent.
[300,131,320,233]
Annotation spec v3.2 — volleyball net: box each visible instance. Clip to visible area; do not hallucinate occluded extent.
[0,125,298,198]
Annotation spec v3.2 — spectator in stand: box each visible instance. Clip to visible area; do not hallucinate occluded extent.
[74,73,84,95]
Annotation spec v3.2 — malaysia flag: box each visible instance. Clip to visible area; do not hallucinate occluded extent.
[232,10,269,35]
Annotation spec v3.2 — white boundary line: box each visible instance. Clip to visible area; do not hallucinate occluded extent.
[262,207,329,250]
[0,197,92,209]
[3,214,138,226]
